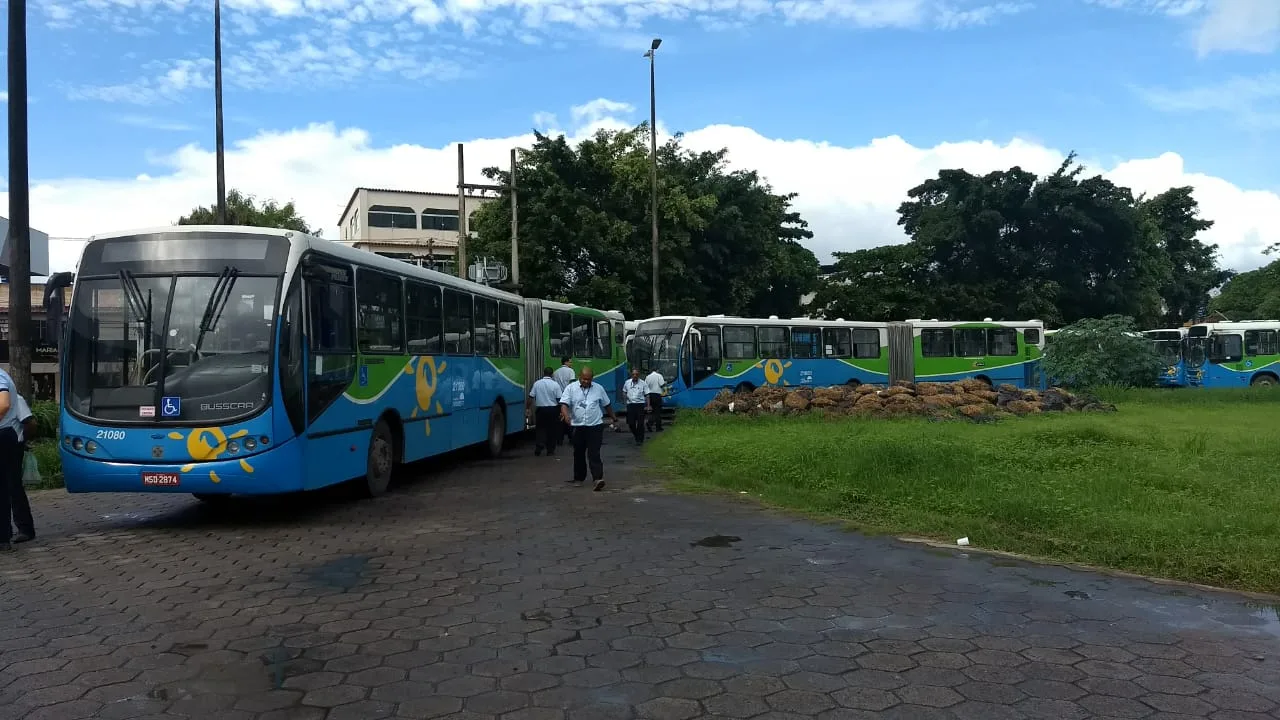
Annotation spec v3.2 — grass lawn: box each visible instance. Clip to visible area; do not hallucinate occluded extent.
[647,387,1280,594]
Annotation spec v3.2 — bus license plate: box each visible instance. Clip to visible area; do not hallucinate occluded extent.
[141,472,181,487]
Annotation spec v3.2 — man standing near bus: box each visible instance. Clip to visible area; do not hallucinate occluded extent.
[0,369,30,551]
[553,357,575,447]
[559,366,616,491]
[645,366,665,432]
[528,367,563,456]
[622,368,648,445]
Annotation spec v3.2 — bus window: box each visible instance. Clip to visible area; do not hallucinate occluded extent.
[278,280,305,434]
[498,302,520,358]
[758,327,789,358]
[1024,328,1041,346]
[823,328,852,358]
[572,314,593,357]
[723,326,756,360]
[956,329,986,357]
[444,289,473,355]
[356,268,404,354]
[988,328,1018,356]
[1245,330,1278,357]
[549,311,571,358]
[1210,334,1243,363]
[406,281,443,355]
[594,320,612,359]
[852,329,880,359]
[791,328,819,358]
[921,329,953,357]
[473,297,498,356]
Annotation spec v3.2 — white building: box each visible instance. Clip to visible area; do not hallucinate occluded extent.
[338,187,496,275]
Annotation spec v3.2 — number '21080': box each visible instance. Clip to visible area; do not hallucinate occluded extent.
[95,430,126,440]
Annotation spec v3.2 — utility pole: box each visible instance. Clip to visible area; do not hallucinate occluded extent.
[510,148,519,287]
[645,38,662,317]
[455,143,519,290]
[214,0,227,224]
[456,143,467,278]
[7,0,33,397]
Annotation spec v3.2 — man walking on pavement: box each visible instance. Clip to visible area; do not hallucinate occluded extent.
[0,370,32,551]
[559,366,617,491]
[553,356,575,448]
[622,368,648,446]
[645,365,666,432]
[527,367,563,456]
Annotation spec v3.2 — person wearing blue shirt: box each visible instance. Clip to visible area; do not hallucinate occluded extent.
[558,366,617,491]
[0,369,32,551]
[622,368,649,446]
[527,367,564,457]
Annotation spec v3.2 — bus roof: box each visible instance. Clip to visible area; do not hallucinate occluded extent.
[637,315,885,329]
[1190,320,1280,332]
[84,224,527,304]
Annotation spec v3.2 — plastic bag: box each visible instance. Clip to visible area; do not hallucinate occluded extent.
[21,452,40,487]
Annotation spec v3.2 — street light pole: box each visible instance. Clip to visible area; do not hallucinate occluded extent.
[644,37,662,318]
[214,0,227,224]
[7,0,33,397]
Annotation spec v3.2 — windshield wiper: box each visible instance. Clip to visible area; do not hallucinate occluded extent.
[195,266,239,353]
[117,270,150,320]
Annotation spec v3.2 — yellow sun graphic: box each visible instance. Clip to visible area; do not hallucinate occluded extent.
[168,427,254,484]
[756,358,794,386]
[405,356,447,435]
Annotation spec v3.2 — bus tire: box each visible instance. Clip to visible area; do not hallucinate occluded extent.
[486,404,506,459]
[735,382,755,394]
[974,375,992,387]
[1251,373,1277,387]
[365,420,395,498]
[845,379,861,388]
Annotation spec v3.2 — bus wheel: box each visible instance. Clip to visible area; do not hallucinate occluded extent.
[365,420,395,497]
[486,404,506,458]
[1251,374,1277,387]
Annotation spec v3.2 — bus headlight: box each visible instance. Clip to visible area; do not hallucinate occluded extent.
[227,441,240,454]
[243,438,257,451]
[85,440,99,454]
[72,437,83,451]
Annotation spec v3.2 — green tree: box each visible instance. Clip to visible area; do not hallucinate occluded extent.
[468,126,819,317]
[813,155,1223,329]
[1043,315,1163,388]
[1211,258,1280,320]
[1139,186,1230,325]
[177,189,315,234]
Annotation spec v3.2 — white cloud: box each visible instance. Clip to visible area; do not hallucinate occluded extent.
[1194,0,1280,55]
[4,102,1276,277]
[1139,71,1280,128]
[67,58,213,105]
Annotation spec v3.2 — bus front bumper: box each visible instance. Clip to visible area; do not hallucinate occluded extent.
[61,445,300,495]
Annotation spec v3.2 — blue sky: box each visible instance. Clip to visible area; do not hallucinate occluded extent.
[6,0,1280,272]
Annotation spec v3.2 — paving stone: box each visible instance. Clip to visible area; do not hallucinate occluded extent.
[3,438,1278,720]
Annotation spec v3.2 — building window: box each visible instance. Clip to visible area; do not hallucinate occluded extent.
[356,269,403,353]
[423,209,460,232]
[367,205,417,229]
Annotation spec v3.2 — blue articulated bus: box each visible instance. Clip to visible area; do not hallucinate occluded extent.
[59,225,627,500]
[628,315,1045,409]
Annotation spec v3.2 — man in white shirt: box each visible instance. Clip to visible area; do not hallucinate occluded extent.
[644,367,666,432]
[622,368,649,445]
[527,367,563,457]
[559,367,617,491]
[552,357,576,447]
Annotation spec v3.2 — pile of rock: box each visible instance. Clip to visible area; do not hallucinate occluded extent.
[703,380,1117,421]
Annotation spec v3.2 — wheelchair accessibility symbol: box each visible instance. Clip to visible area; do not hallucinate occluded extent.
[161,396,181,418]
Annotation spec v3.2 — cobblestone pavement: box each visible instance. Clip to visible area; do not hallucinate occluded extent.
[3,432,1280,720]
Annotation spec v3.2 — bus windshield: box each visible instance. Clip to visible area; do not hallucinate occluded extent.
[1184,337,1206,368]
[1152,339,1182,363]
[65,232,288,424]
[629,320,683,383]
